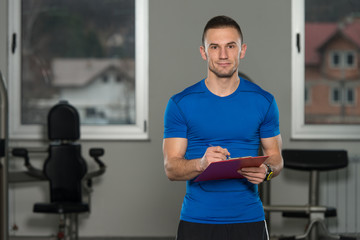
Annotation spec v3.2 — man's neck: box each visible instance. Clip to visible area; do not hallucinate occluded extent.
[205,74,240,97]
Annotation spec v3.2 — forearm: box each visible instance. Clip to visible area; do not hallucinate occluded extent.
[163,138,230,181]
[164,156,202,181]
[262,134,283,178]
[264,153,283,178]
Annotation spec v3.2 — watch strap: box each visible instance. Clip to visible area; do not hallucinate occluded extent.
[264,164,273,181]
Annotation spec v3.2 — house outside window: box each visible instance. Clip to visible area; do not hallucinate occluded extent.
[305,85,310,104]
[330,87,342,105]
[346,51,356,67]
[331,52,341,67]
[330,51,356,69]
[292,0,360,139]
[345,87,356,105]
[9,0,149,140]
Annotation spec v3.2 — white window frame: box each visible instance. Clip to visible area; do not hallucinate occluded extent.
[330,86,342,105]
[304,85,311,105]
[345,87,356,106]
[329,50,357,69]
[8,0,149,140]
[291,0,360,139]
[329,51,342,68]
[344,51,356,68]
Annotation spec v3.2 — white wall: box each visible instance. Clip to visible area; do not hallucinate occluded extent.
[1,0,358,238]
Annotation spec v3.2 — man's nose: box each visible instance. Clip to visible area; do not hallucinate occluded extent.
[219,47,228,59]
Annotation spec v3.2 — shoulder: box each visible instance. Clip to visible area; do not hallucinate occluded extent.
[171,80,205,104]
[240,78,274,103]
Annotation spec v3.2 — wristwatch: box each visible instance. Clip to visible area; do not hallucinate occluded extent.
[264,164,274,181]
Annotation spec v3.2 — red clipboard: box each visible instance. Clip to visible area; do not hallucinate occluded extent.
[194,156,268,182]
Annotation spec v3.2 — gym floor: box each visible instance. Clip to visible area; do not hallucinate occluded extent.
[7,236,360,240]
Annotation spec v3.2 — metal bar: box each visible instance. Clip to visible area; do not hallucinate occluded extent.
[263,204,327,213]
[309,170,319,240]
[0,71,9,240]
[309,170,319,205]
[8,171,46,183]
[10,147,47,154]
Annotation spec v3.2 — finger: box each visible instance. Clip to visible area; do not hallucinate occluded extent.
[241,166,267,174]
[247,177,263,185]
[209,146,230,159]
[207,152,228,161]
[207,147,229,161]
[223,148,231,158]
[238,171,264,185]
[238,169,266,180]
[208,146,225,153]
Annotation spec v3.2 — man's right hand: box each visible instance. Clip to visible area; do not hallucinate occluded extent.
[198,146,230,171]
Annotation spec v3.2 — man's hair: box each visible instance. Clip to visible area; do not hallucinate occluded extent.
[202,15,243,46]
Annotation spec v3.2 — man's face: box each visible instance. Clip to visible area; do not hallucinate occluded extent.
[200,27,246,79]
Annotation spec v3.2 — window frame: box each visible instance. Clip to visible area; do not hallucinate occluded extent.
[329,50,356,69]
[345,87,356,105]
[345,51,356,68]
[330,51,342,68]
[8,0,149,140]
[330,86,342,105]
[291,0,360,139]
[304,85,311,104]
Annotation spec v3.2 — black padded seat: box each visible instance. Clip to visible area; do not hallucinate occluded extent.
[34,202,89,214]
[264,149,355,240]
[11,100,106,240]
[281,149,347,220]
[283,149,348,171]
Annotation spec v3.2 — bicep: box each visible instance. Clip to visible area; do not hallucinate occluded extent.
[163,138,188,162]
[261,134,282,156]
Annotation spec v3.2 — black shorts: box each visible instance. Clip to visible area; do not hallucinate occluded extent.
[176,220,269,240]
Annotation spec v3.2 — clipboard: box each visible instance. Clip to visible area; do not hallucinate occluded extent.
[194,156,268,182]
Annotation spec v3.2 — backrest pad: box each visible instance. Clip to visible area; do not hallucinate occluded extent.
[44,144,87,203]
[48,101,80,141]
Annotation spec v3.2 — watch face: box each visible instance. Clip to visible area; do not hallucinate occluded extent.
[266,171,274,181]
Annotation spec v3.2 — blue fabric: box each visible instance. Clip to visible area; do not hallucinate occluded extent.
[163,78,280,224]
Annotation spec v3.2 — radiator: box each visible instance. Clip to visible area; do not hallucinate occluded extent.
[320,156,360,235]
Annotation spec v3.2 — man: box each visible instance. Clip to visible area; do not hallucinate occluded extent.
[163,15,283,240]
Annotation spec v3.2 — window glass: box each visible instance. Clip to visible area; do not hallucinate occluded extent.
[346,52,354,67]
[346,88,355,104]
[305,86,309,103]
[9,0,148,140]
[305,0,360,124]
[331,87,341,104]
[21,0,136,125]
[332,52,340,67]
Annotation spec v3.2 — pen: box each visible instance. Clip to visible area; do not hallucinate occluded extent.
[208,144,230,160]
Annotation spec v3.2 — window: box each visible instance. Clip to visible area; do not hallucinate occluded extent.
[305,85,311,104]
[9,0,149,140]
[330,87,342,105]
[292,0,360,139]
[346,52,355,67]
[345,87,355,105]
[331,52,341,67]
[330,51,356,69]
[330,86,356,106]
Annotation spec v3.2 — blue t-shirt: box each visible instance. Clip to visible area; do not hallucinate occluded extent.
[163,78,280,224]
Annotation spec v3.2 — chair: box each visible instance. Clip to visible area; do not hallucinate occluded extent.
[263,149,356,240]
[12,100,106,240]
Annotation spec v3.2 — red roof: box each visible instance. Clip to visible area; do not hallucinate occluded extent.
[342,18,360,47]
[305,23,337,65]
[305,18,360,65]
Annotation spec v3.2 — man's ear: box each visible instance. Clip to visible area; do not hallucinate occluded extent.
[200,46,207,60]
[240,43,247,59]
